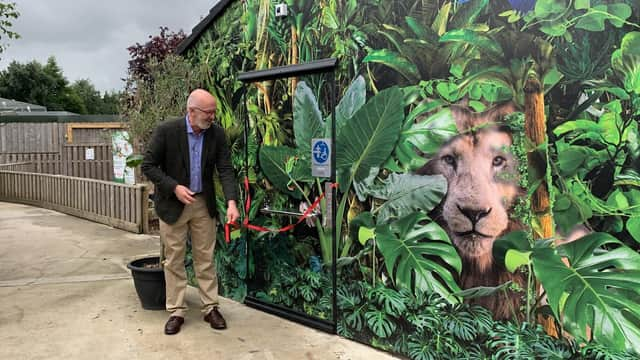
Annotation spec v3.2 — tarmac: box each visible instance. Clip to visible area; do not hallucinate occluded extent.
[0,202,399,360]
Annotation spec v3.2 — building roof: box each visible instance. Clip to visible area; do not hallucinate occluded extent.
[0,97,47,112]
[175,0,233,55]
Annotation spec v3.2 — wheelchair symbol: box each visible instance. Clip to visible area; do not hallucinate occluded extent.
[313,141,329,164]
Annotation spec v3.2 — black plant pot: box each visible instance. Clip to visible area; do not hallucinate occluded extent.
[127,256,166,310]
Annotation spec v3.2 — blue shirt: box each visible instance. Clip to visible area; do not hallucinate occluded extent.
[185,116,206,193]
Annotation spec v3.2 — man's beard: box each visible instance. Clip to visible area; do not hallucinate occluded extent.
[196,118,212,129]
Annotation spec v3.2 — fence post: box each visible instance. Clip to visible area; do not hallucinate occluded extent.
[141,184,149,234]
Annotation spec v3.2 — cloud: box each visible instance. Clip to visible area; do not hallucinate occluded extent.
[2,0,215,92]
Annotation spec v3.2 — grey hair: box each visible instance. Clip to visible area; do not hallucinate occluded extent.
[186,93,196,111]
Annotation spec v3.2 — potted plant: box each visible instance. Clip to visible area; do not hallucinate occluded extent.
[125,154,166,310]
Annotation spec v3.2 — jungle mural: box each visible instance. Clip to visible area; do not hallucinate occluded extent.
[180,0,640,358]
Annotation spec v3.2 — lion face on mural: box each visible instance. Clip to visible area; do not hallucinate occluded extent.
[417,102,525,319]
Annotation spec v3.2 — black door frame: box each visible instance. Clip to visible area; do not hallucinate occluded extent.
[238,58,338,333]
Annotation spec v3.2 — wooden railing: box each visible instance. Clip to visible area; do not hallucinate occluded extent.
[0,170,149,233]
[0,162,36,172]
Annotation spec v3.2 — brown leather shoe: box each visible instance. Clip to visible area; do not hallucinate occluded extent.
[203,308,227,329]
[164,316,184,335]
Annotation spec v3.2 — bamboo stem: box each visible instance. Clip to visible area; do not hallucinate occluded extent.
[524,77,556,336]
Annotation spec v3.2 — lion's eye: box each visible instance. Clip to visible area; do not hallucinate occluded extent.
[492,156,506,167]
[442,155,456,167]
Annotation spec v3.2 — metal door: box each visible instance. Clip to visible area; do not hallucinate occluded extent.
[238,59,338,332]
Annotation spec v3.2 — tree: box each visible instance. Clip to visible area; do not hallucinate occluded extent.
[0,2,19,58]
[0,56,120,114]
[126,26,186,82]
[70,79,101,114]
[98,91,121,114]
[0,56,67,110]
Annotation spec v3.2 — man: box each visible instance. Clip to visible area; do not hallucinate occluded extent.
[142,88,240,335]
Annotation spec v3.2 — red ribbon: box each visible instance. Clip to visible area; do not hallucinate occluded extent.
[224,177,338,243]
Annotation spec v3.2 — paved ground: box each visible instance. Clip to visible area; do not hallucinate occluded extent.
[0,202,398,360]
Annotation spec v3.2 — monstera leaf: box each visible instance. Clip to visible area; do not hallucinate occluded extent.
[258,146,311,199]
[294,82,325,154]
[375,212,462,303]
[533,232,640,353]
[336,86,404,192]
[359,173,448,224]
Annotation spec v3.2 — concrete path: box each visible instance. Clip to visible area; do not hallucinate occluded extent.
[0,202,398,360]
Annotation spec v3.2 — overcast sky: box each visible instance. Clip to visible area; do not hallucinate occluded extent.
[1,1,218,93]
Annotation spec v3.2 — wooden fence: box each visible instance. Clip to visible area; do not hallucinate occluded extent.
[61,144,113,180]
[0,121,124,181]
[0,170,149,233]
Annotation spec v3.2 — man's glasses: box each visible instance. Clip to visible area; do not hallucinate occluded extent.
[191,106,216,116]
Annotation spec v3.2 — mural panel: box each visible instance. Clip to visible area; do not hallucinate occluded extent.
[185,1,640,358]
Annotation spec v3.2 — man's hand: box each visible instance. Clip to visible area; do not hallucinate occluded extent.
[226,200,240,224]
[174,185,195,205]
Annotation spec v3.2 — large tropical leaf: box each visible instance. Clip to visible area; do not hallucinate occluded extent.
[363,173,448,224]
[335,75,366,136]
[294,82,325,154]
[376,212,462,303]
[363,49,420,81]
[532,232,640,353]
[258,145,311,199]
[402,108,458,156]
[336,86,404,192]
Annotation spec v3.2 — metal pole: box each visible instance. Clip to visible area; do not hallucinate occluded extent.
[330,71,337,333]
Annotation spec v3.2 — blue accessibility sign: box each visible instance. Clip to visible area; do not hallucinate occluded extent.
[312,139,330,164]
[311,138,331,177]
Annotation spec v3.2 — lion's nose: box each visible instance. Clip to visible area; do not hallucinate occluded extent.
[457,205,492,225]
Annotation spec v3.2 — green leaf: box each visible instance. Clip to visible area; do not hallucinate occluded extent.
[553,192,592,234]
[402,108,457,156]
[611,32,640,94]
[606,4,632,28]
[431,2,451,36]
[557,146,589,177]
[627,217,640,244]
[450,0,489,28]
[294,82,325,155]
[439,29,504,60]
[376,212,462,302]
[436,81,459,101]
[575,0,589,10]
[534,0,566,19]
[365,173,447,224]
[336,87,404,192]
[453,281,513,300]
[405,16,430,40]
[363,49,420,81]
[335,75,366,136]
[365,310,397,338]
[321,5,339,29]
[540,21,567,37]
[553,119,602,136]
[258,146,310,199]
[358,226,375,246]
[125,154,144,168]
[493,230,532,272]
[576,10,606,32]
[369,285,408,316]
[533,233,640,353]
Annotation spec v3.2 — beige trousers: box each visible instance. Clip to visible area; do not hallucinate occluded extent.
[159,195,218,318]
